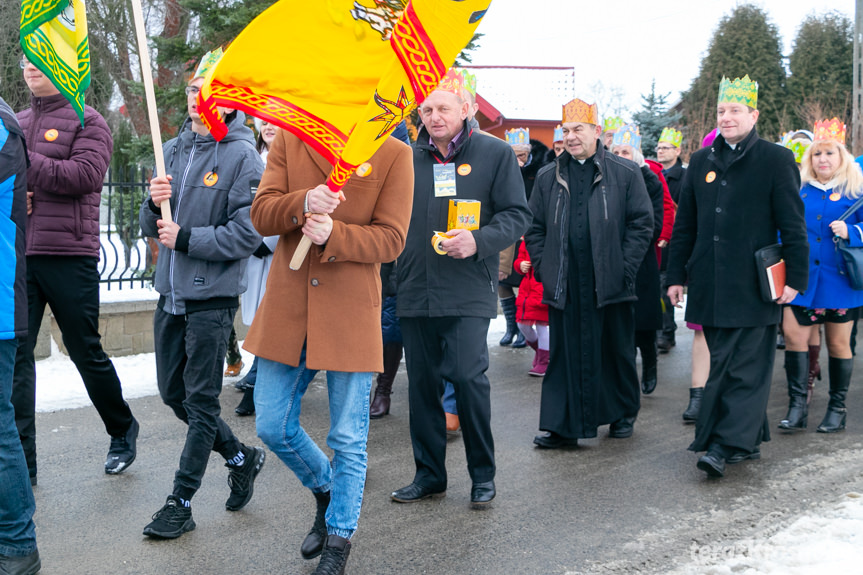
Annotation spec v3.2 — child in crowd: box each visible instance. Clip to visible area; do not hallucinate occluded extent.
[514,240,549,376]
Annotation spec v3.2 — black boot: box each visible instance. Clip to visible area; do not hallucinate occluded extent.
[779,350,809,431]
[637,330,657,395]
[499,297,519,346]
[682,388,703,423]
[370,342,402,419]
[301,490,331,560]
[817,356,852,433]
[312,534,351,575]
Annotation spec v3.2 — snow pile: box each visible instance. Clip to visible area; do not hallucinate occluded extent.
[672,493,863,575]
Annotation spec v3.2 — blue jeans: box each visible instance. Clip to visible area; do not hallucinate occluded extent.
[255,353,372,539]
[0,338,37,557]
[442,380,458,415]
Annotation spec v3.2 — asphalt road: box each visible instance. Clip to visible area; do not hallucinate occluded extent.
[28,326,863,574]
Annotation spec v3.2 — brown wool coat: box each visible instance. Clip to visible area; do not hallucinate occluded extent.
[243,131,413,372]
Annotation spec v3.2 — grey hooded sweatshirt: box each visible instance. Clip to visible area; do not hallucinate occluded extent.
[140,111,263,315]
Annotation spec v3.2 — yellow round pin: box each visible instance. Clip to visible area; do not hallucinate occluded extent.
[44,129,59,142]
[457,164,472,176]
[830,192,841,201]
[705,171,716,183]
[203,172,219,186]
[356,162,373,177]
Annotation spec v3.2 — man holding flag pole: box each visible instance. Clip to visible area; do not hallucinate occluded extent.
[193,1,490,572]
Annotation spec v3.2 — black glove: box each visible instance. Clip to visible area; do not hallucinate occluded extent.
[252,242,272,259]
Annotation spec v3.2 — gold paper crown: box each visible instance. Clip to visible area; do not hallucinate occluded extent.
[603,116,625,132]
[436,68,466,96]
[193,47,224,80]
[563,99,599,125]
[813,117,846,145]
[717,75,758,110]
[658,127,683,148]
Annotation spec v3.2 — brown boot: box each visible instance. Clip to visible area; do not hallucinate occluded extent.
[370,342,402,419]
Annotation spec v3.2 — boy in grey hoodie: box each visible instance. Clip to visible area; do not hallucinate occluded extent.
[138,57,265,539]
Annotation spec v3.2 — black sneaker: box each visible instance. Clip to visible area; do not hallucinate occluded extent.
[312,534,351,575]
[143,496,196,539]
[105,416,139,475]
[225,445,266,511]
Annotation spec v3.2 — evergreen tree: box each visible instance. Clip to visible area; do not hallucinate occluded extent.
[786,11,853,129]
[632,80,681,160]
[682,4,786,142]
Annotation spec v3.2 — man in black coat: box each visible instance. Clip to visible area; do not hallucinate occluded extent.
[392,70,531,508]
[524,99,653,448]
[666,76,808,478]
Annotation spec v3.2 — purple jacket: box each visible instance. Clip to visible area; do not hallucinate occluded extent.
[17,93,112,257]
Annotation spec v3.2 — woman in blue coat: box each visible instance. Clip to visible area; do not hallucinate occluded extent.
[780,122,863,433]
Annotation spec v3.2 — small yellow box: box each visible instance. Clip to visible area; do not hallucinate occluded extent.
[447,199,481,232]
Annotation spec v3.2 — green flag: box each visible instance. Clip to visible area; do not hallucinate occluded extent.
[20,0,91,125]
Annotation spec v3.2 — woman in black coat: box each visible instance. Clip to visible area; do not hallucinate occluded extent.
[612,138,664,395]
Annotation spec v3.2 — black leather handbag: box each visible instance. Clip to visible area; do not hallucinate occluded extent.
[834,195,863,291]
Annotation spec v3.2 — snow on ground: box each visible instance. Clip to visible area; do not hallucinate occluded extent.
[668,493,863,575]
[99,282,160,304]
[34,315,508,414]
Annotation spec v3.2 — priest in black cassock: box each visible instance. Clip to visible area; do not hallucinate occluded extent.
[666,76,808,478]
[525,99,653,448]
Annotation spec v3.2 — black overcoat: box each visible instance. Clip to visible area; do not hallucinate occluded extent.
[666,129,808,327]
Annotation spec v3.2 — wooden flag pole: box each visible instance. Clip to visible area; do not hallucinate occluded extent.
[130,0,172,223]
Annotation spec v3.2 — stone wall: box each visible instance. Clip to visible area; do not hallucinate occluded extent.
[34,300,249,360]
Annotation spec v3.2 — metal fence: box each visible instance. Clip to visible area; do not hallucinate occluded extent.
[99,166,158,290]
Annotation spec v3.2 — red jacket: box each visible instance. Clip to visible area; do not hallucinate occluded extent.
[514,241,548,323]
[646,159,675,264]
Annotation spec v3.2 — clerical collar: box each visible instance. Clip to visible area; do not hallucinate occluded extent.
[726,142,738,151]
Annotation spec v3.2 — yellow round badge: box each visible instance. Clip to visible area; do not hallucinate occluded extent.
[44,129,59,142]
[356,162,373,177]
[457,164,472,176]
[203,172,219,187]
[705,171,716,183]
[830,192,842,201]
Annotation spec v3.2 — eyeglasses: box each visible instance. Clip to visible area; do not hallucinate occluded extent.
[655,146,676,152]
[19,58,28,69]
[184,86,201,96]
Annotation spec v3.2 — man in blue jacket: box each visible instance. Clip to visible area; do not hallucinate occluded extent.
[0,95,41,575]
[139,52,265,539]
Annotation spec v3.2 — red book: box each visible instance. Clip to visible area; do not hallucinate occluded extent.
[766,260,786,301]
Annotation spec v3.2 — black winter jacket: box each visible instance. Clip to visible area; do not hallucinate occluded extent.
[525,142,654,310]
[397,121,531,318]
[666,129,808,327]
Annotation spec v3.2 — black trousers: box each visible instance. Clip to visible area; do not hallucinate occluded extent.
[154,307,242,500]
[12,256,133,474]
[691,325,775,453]
[400,317,495,489]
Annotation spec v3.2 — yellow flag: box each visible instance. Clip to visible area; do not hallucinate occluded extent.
[20,0,90,125]
[200,0,489,190]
